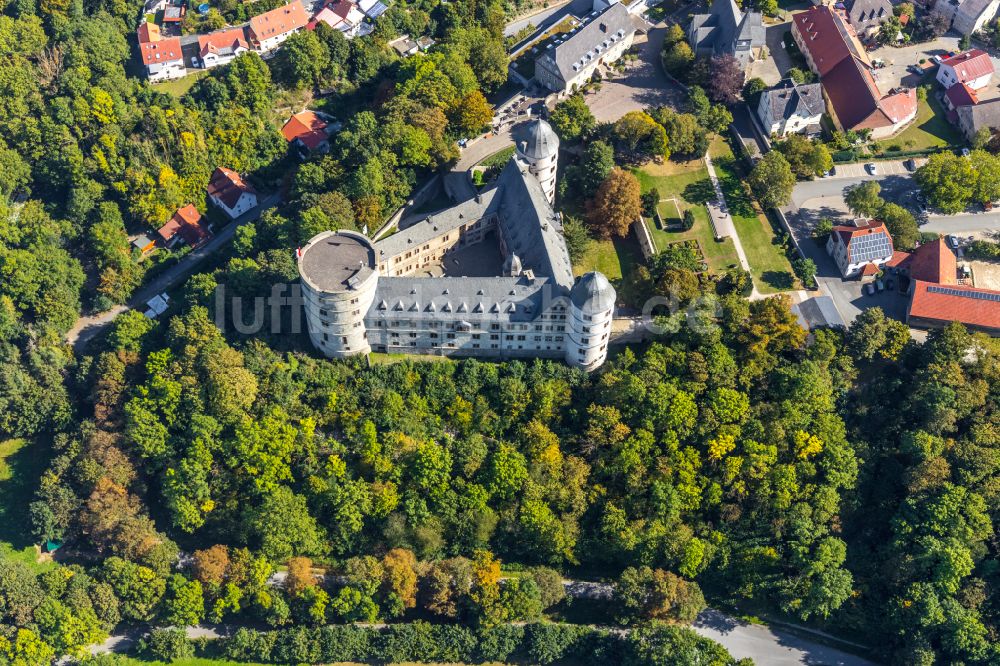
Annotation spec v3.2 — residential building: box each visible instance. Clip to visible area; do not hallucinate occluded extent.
[297,120,616,370]
[956,97,1000,140]
[513,119,560,203]
[162,3,185,24]
[826,219,894,278]
[389,34,435,57]
[137,21,161,44]
[886,238,958,283]
[323,0,367,35]
[907,281,1000,334]
[953,0,1000,35]
[688,0,765,70]
[357,0,388,19]
[756,78,823,137]
[138,35,185,82]
[843,0,893,38]
[944,82,979,111]
[198,27,249,68]
[281,111,333,154]
[534,3,637,94]
[248,1,310,52]
[936,49,994,90]
[157,205,211,248]
[207,167,258,219]
[792,6,916,139]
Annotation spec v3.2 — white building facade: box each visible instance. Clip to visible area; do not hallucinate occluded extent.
[515,119,560,204]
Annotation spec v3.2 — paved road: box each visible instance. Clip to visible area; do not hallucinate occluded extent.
[504,0,575,38]
[693,610,878,666]
[85,607,878,666]
[65,192,282,350]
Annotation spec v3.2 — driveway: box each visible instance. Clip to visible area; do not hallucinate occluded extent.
[584,25,686,122]
[66,191,283,349]
[693,610,879,666]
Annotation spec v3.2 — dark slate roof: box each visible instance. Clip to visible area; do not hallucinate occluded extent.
[570,271,616,313]
[763,79,823,121]
[844,0,892,25]
[368,275,565,322]
[535,3,636,84]
[690,0,764,54]
[514,119,559,160]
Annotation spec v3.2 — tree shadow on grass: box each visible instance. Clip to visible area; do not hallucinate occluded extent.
[0,440,49,549]
[761,270,796,291]
[682,178,716,204]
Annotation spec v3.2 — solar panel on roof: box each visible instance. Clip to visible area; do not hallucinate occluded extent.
[927,286,1000,301]
[850,232,891,264]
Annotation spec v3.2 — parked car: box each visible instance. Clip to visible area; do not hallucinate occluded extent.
[865,163,877,175]
[931,54,944,64]
[865,283,876,296]
[949,235,960,249]
[876,279,885,292]
[904,158,917,171]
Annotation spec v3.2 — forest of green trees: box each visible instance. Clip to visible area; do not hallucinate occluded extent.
[0,0,998,663]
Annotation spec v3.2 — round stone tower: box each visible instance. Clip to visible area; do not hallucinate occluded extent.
[565,271,616,371]
[515,118,560,204]
[297,230,379,358]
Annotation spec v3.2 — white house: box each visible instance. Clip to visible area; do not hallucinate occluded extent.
[826,219,895,279]
[534,3,636,95]
[248,1,310,52]
[756,79,823,137]
[138,36,185,82]
[198,27,249,68]
[952,0,1000,36]
[357,0,388,19]
[936,49,994,91]
[207,167,258,219]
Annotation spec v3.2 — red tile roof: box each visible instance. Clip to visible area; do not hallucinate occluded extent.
[909,280,1000,331]
[158,205,209,246]
[139,37,183,66]
[208,167,256,209]
[831,220,894,264]
[908,238,957,285]
[794,6,915,132]
[198,27,249,57]
[137,22,161,44]
[887,250,911,268]
[861,262,880,276]
[793,6,866,76]
[946,82,979,108]
[249,1,310,41]
[281,111,329,150]
[940,49,994,86]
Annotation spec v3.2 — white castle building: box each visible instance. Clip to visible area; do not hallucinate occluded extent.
[297,119,617,371]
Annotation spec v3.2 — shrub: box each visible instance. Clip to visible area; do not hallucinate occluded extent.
[476,625,525,662]
[141,628,194,662]
[524,622,589,664]
[682,209,695,230]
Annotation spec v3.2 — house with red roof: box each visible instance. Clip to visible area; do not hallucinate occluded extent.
[826,219,895,278]
[282,111,332,154]
[208,167,258,220]
[313,0,366,34]
[936,49,994,91]
[157,205,211,249]
[792,6,916,139]
[198,27,250,69]
[137,21,161,44]
[138,34,185,82]
[885,238,958,284]
[944,82,979,112]
[248,1,310,52]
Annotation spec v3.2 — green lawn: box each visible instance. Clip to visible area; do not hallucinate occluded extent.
[0,438,54,573]
[631,161,741,274]
[876,94,963,152]
[152,70,208,98]
[573,236,640,282]
[709,138,798,293]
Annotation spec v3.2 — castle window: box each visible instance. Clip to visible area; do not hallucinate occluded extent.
[341,336,348,344]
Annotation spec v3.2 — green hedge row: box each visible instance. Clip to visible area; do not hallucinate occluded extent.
[215,621,744,665]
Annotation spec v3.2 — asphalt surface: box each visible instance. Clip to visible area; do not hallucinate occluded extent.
[693,610,878,666]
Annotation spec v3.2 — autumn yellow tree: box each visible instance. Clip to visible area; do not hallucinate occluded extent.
[585,168,642,239]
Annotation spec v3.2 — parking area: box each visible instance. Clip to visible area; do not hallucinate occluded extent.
[829,159,923,179]
[868,34,1000,101]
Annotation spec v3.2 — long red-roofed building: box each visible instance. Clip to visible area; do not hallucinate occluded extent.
[792,6,916,139]
[198,27,250,69]
[908,280,1000,335]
